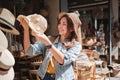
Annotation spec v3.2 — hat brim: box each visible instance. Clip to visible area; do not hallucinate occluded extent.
[0,67,14,80]
[0,18,20,35]
[58,12,67,19]
[26,14,47,34]
[0,30,8,51]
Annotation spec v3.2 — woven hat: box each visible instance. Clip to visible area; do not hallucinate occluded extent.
[0,67,14,80]
[0,49,15,80]
[0,8,20,35]
[0,30,15,80]
[58,12,66,19]
[58,12,82,43]
[17,14,47,34]
[0,30,8,51]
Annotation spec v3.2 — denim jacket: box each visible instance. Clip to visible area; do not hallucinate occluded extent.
[26,36,82,80]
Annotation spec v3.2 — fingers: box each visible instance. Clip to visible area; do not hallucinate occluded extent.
[17,15,25,22]
[17,15,29,30]
[18,16,27,25]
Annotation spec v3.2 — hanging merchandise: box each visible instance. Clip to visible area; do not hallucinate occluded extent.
[0,30,15,80]
[0,8,20,35]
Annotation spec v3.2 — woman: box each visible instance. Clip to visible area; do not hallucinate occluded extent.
[18,12,82,80]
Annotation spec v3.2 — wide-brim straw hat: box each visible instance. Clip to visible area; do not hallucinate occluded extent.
[58,12,82,44]
[0,30,15,80]
[0,49,15,79]
[0,67,14,80]
[0,30,8,51]
[0,8,20,35]
[17,14,47,34]
[0,49,15,69]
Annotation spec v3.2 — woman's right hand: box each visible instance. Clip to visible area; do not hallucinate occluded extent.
[17,15,30,53]
[17,15,29,31]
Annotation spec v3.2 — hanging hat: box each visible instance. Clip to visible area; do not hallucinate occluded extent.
[0,8,20,35]
[0,49,15,80]
[17,14,47,34]
[0,30,8,51]
[0,67,14,80]
[0,30,15,80]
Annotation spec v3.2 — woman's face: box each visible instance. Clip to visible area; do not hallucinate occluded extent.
[58,17,70,37]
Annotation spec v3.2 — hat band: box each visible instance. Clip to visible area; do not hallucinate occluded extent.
[0,17,14,27]
[0,22,12,30]
[0,61,12,70]
[0,67,10,75]
[0,67,9,71]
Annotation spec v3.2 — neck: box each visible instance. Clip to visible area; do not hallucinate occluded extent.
[59,35,66,42]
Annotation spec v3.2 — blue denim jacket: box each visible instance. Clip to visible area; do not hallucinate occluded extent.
[26,36,82,80]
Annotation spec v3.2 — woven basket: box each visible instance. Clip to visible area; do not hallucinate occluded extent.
[73,61,92,80]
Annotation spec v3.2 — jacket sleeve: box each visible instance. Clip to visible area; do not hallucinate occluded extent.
[26,42,46,55]
[62,42,82,66]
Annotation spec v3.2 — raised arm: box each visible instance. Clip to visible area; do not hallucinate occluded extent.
[17,15,30,53]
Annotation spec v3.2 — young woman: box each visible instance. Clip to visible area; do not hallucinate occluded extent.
[18,12,82,80]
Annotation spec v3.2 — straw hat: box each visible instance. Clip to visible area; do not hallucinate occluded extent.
[0,8,20,35]
[0,67,14,80]
[67,13,82,42]
[58,12,66,20]
[17,14,47,34]
[58,12,82,43]
[0,49,15,80]
[0,30,8,51]
[0,30,15,80]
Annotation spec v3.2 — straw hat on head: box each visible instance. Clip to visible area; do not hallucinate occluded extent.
[58,12,66,20]
[0,8,20,35]
[67,13,82,44]
[0,30,15,80]
[58,12,82,44]
[0,67,14,80]
[17,14,47,34]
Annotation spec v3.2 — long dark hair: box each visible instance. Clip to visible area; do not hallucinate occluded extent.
[57,14,77,41]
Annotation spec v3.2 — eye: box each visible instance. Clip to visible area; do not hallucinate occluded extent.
[63,23,67,25]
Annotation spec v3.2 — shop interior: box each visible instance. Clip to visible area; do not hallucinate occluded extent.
[0,0,120,80]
